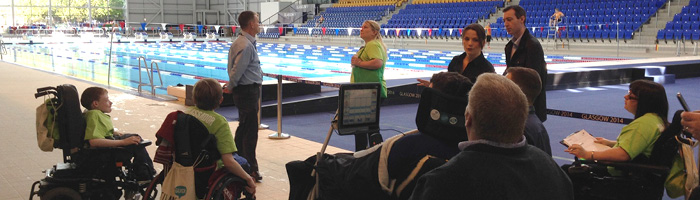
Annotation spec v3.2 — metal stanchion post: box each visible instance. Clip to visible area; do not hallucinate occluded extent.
[259,93,269,129]
[108,31,114,86]
[269,75,290,139]
[617,21,620,58]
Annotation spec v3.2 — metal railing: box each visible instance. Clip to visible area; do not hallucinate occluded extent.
[0,39,6,60]
[4,28,106,38]
[137,56,164,96]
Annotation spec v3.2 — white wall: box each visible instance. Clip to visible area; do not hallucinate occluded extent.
[260,2,280,25]
[125,0,278,28]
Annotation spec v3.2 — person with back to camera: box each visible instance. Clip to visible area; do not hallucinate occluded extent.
[417,23,495,86]
[187,78,256,196]
[408,74,573,200]
[388,72,473,193]
[286,72,472,200]
[503,5,548,123]
[350,20,388,151]
[564,80,669,176]
[226,10,263,182]
[81,87,156,183]
[506,67,551,155]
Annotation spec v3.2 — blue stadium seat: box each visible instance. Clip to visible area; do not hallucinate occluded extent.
[573,30,581,39]
[674,30,683,40]
[665,29,674,40]
[683,30,692,40]
[623,30,633,40]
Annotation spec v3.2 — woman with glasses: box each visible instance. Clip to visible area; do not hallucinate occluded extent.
[565,79,669,175]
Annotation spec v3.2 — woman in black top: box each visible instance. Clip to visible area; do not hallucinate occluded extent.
[418,24,495,86]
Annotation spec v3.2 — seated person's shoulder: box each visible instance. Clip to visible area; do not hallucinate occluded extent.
[84,109,105,117]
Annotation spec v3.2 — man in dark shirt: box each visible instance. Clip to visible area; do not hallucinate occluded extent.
[503,5,548,122]
[409,74,572,200]
[506,67,551,155]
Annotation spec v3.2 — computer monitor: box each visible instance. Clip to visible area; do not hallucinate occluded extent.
[337,83,381,135]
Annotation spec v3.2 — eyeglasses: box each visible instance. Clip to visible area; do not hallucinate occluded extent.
[625,91,638,100]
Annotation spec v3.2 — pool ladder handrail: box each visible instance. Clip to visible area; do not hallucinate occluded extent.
[137,56,164,95]
[0,39,6,60]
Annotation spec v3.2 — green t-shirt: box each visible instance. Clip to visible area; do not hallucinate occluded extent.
[185,107,237,155]
[351,39,388,98]
[84,110,114,140]
[609,113,664,175]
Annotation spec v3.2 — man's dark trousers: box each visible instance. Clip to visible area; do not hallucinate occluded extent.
[232,83,261,173]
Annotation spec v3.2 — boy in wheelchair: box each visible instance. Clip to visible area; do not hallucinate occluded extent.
[30,85,155,200]
[139,78,256,200]
[81,87,156,182]
[181,78,256,196]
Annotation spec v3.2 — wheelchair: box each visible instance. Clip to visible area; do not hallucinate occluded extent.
[142,111,253,200]
[286,87,469,200]
[29,84,151,200]
[566,110,689,200]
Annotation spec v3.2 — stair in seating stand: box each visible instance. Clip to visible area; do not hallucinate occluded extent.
[639,66,676,84]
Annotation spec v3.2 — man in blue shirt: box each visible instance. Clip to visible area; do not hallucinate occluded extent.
[227,10,263,182]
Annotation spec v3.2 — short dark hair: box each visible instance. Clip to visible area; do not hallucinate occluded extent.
[629,80,669,126]
[506,67,542,105]
[462,23,486,48]
[81,87,108,110]
[193,78,223,110]
[238,11,257,29]
[430,72,473,97]
[503,5,527,20]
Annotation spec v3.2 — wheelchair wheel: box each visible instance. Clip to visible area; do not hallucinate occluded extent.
[143,171,165,200]
[41,187,82,200]
[205,173,246,200]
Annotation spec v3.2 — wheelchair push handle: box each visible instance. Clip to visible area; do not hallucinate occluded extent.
[34,90,57,99]
[36,86,56,93]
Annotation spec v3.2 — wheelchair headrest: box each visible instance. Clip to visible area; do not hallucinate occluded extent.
[54,84,86,150]
[648,110,685,167]
[173,112,220,167]
[415,87,469,144]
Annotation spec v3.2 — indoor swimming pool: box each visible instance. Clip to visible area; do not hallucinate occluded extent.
[2,41,628,95]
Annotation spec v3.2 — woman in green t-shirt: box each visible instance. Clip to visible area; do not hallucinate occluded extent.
[565,80,669,170]
[350,20,388,100]
[349,20,388,151]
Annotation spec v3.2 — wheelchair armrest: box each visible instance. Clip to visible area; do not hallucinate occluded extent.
[140,139,153,147]
[88,146,132,154]
[578,159,670,175]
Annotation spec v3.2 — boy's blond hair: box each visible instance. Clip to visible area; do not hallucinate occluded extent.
[193,78,223,110]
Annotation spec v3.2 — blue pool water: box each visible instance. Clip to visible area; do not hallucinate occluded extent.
[4,41,627,95]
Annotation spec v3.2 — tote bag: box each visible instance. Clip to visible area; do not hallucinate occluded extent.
[161,162,197,200]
